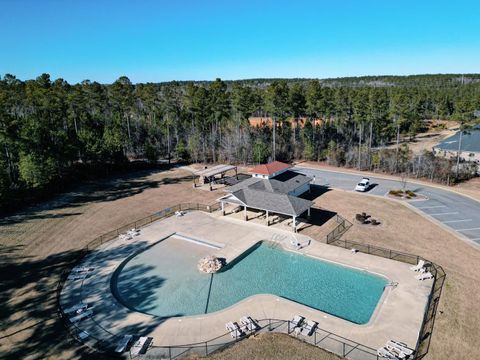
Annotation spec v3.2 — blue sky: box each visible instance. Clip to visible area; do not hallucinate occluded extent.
[1,0,479,83]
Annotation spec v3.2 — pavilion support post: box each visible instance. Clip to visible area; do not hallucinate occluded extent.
[266,210,269,226]
[308,207,311,218]
[221,202,225,216]
[292,215,297,233]
[244,206,248,221]
[193,175,196,188]
[209,176,213,191]
[235,167,238,180]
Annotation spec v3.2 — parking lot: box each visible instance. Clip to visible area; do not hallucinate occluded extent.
[293,166,480,247]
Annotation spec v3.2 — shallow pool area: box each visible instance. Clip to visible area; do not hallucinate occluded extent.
[114,238,387,324]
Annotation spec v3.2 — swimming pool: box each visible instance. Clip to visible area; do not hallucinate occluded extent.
[113,239,387,324]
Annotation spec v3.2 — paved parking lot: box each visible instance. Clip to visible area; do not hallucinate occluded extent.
[293,166,480,247]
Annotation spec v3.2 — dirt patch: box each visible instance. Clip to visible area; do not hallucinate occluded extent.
[316,190,480,360]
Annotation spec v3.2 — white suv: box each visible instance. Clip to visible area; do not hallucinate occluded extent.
[355,177,370,192]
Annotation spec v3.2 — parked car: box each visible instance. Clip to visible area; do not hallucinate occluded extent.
[355,177,370,192]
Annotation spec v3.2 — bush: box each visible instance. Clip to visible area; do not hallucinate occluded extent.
[389,189,403,197]
[406,190,417,197]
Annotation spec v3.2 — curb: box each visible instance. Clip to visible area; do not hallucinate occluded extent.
[294,164,480,205]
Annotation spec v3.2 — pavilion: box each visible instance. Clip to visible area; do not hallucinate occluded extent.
[217,161,313,232]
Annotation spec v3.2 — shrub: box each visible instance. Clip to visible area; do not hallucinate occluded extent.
[389,189,403,196]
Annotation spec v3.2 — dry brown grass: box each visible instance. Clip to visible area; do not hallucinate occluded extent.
[315,190,480,360]
[1,165,479,359]
[187,333,342,360]
[0,167,218,359]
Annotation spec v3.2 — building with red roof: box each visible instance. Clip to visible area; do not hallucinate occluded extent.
[250,161,291,179]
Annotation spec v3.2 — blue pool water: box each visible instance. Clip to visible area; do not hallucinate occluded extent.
[114,240,387,324]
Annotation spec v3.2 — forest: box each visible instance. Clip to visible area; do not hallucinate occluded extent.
[1,73,479,211]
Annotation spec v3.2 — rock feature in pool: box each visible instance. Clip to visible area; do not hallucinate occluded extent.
[198,256,223,273]
[113,239,388,324]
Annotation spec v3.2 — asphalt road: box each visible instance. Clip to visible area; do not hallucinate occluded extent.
[293,166,480,247]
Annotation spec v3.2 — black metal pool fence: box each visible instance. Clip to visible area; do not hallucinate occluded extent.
[56,203,445,360]
[326,216,446,360]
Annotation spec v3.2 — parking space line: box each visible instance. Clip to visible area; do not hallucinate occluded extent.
[443,219,472,224]
[428,212,459,216]
[457,227,480,232]
[416,205,446,209]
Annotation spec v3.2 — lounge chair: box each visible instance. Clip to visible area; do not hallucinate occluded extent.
[68,273,88,281]
[72,266,94,273]
[416,272,433,280]
[240,316,259,332]
[69,309,93,323]
[77,330,89,340]
[386,344,407,359]
[127,228,140,236]
[410,260,425,272]
[290,315,305,330]
[115,334,133,353]
[130,336,153,356]
[387,340,414,357]
[226,321,244,338]
[119,233,133,241]
[300,320,318,336]
[377,346,397,359]
[64,303,88,315]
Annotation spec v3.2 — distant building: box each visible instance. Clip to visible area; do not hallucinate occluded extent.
[249,117,323,128]
[433,125,480,164]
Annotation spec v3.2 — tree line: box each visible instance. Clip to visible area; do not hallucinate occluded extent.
[1,73,479,210]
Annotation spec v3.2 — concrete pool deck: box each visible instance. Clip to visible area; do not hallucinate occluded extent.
[59,210,432,354]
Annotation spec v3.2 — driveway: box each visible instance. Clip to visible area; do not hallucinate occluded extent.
[293,166,480,247]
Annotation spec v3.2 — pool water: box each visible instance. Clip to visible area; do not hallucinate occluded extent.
[114,240,387,324]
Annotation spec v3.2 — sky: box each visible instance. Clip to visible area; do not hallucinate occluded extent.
[1,0,479,84]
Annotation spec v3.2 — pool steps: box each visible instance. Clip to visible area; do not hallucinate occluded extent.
[171,233,224,249]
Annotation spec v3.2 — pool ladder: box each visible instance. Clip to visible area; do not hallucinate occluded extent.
[386,281,399,288]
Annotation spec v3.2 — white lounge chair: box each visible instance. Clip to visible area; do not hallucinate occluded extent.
[240,316,259,332]
[291,315,305,330]
[387,340,414,356]
[226,321,244,338]
[64,303,88,315]
[377,346,397,359]
[68,273,88,281]
[130,336,153,356]
[127,228,140,236]
[410,260,425,272]
[69,309,93,323]
[119,233,133,241]
[72,266,94,273]
[416,272,433,281]
[386,344,407,359]
[300,320,318,336]
[115,334,133,353]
